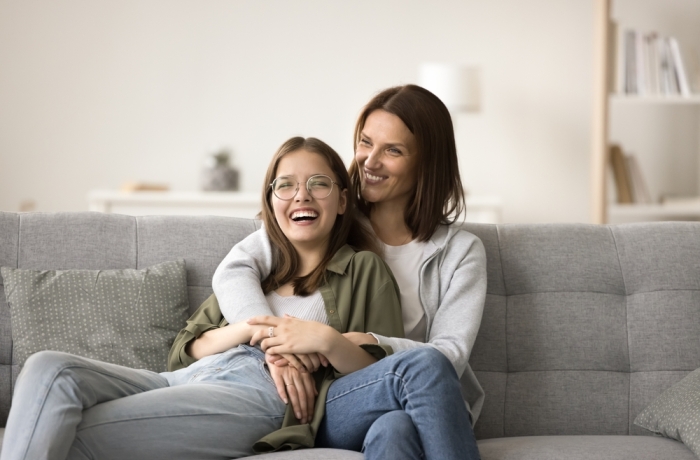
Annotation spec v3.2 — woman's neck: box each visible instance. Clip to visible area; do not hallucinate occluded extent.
[369,203,413,246]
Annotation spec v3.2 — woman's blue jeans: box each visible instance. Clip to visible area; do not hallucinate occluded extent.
[317,347,481,460]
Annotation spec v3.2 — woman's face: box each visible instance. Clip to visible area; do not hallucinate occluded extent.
[271,149,347,252]
[355,109,419,209]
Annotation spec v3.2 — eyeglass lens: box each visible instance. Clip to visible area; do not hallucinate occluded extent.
[272,175,334,200]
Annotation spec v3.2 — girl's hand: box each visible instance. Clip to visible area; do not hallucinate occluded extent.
[248,315,338,356]
[266,353,317,424]
[342,331,379,346]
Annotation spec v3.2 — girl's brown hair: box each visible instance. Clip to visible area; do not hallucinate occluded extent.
[348,84,466,242]
[261,137,379,296]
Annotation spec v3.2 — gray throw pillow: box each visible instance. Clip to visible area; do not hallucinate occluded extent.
[635,367,700,456]
[1,260,189,372]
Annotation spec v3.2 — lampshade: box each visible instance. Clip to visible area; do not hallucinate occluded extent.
[418,63,481,112]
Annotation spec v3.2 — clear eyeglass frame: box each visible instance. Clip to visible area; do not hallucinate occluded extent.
[269,174,339,201]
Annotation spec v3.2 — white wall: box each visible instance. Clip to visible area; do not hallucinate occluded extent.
[0,0,597,223]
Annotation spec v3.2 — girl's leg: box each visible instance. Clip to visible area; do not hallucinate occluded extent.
[316,347,481,460]
[66,346,286,460]
[2,350,169,460]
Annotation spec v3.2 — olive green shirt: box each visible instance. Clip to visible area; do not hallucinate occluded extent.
[167,245,404,452]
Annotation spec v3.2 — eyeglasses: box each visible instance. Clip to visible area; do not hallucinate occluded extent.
[269,174,339,201]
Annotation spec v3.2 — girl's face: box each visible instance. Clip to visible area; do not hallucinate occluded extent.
[355,109,419,209]
[271,149,347,252]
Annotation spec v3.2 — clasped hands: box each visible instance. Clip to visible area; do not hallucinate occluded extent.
[247,315,377,424]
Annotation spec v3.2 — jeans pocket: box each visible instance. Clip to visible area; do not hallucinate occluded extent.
[258,360,276,388]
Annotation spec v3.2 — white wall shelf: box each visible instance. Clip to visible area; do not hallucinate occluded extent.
[88,190,504,224]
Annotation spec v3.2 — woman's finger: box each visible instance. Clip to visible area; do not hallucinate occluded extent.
[295,354,315,373]
[282,353,306,373]
[305,353,321,372]
[318,353,329,367]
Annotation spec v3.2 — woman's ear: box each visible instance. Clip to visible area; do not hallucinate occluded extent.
[338,189,348,215]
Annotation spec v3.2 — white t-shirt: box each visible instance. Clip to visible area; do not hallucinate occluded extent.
[265,289,329,325]
[381,239,429,342]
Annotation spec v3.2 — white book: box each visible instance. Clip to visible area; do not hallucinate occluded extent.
[668,37,691,97]
[664,38,680,95]
[658,38,671,95]
[625,30,637,94]
[646,33,660,95]
[635,30,646,95]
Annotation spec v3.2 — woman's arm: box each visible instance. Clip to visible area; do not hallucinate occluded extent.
[213,227,275,324]
[249,316,377,374]
[365,230,487,376]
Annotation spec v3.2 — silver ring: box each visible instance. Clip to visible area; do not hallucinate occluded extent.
[268,326,275,338]
[285,383,294,386]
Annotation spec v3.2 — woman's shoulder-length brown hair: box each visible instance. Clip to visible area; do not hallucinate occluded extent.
[260,136,379,296]
[348,84,465,242]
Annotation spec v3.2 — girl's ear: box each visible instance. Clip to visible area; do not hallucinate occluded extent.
[338,188,348,215]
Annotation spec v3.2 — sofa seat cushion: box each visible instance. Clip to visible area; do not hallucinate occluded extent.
[252,448,362,459]
[477,435,695,460]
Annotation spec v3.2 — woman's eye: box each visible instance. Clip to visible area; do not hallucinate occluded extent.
[388,148,402,155]
[360,138,371,146]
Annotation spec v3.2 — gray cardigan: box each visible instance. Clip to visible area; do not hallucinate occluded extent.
[212,224,488,422]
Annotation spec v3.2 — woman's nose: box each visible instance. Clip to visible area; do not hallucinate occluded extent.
[364,149,381,170]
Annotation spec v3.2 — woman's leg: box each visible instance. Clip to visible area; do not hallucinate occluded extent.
[316,347,481,460]
[2,350,169,460]
[66,346,286,460]
[362,411,424,460]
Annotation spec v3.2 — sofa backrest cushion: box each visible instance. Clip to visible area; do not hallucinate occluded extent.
[466,222,700,440]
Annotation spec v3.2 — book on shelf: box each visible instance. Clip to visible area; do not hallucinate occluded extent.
[609,144,652,205]
[611,21,695,97]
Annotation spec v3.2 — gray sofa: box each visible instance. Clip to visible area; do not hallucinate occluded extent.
[0,211,697,459]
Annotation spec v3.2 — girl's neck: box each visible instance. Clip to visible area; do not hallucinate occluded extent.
[369,204,413,246]
[293,240,328,277]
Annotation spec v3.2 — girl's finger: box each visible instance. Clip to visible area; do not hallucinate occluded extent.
[283,353,306,373]
[269,366,288,404]
[300,372,316,421]
[285,379,302,422]
[295,354,315,373]
[247,315,280,326]
[293,372,308,423]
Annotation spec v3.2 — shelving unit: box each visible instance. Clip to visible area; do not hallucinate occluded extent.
[591,0,700,224]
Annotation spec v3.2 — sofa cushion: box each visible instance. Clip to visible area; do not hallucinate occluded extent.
[477,435,695,460]
[635,367,700,457]
[1,260,189,372]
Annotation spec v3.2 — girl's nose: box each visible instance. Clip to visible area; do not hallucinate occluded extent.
[295,183,312,202]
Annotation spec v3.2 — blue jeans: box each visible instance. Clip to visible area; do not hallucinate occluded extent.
[316,347,481,460]
[1,346,285,460]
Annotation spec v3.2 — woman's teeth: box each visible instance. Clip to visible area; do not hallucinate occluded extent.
[365,172,383,181]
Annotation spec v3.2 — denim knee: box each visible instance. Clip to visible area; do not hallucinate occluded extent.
[21,350,76,378]
[397,346,456,377]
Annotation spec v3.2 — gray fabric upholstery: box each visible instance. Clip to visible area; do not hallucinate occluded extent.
[477,436,695,460]
[0,213,698,459]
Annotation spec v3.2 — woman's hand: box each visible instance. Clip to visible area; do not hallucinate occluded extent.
[342,332,379,346]
[268,352,329,373]
[266,353,317,424]
[249,315,338,356]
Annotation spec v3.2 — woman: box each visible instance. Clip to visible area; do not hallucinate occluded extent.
[1,137,404,460]
[213,85,487,459]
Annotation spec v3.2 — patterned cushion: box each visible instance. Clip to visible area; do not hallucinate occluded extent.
[635,367,700,457]
[0,260,189,372]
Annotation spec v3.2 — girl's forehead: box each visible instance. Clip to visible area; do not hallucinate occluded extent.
[276,150,335,176]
